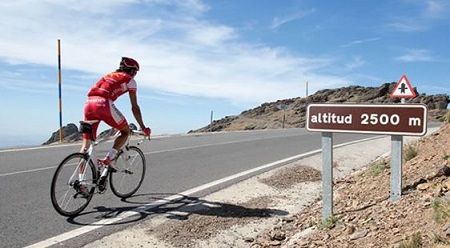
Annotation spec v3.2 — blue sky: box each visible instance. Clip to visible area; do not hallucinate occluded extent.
[1,0,449,148]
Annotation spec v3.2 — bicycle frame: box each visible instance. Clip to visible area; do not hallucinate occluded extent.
[78,128,148,186]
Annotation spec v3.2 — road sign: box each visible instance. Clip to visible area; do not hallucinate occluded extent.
[306,103,427,136]
[390,75,416,98]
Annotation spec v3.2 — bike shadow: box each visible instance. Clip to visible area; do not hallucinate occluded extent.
[66,192,289,225]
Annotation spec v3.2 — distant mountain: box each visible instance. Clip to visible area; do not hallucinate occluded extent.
[189,82,449,133]
[43,123,138,145]
[43,83,449,144]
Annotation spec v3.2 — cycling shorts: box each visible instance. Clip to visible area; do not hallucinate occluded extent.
[83,96,128,139]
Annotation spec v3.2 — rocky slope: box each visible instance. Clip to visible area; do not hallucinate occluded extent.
[251,122,450,247]
[44,83,448,144]
[81,118,450,248]
[189,82,449,133]
[43,123,138,145]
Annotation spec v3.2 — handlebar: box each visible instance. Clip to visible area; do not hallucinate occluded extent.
[130,129,151,145]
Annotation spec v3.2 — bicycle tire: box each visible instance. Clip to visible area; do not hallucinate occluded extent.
[50,153,96,217]
[110,146,146,198]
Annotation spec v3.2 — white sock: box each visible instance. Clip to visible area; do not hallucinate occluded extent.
[106,148,118,160]
[79,174,84,181]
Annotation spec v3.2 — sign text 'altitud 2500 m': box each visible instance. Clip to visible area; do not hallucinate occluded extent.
[306,103,427,136]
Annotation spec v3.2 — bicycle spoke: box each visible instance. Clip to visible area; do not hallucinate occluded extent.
[50,153,96,216]
[110,146,146,198]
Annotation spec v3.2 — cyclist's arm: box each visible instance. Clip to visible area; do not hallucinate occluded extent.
[129,91,146,130]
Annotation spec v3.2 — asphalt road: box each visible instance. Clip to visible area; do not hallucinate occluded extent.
[0,128,424,248]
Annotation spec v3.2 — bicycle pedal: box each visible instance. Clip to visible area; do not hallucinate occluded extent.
[98,187,107,194]
[98,184,107,194]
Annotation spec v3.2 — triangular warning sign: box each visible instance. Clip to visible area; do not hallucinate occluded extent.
[390,75,416,98]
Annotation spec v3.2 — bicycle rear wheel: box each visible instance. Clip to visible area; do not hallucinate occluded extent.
[110,146,146,198]
[50,153,96,217]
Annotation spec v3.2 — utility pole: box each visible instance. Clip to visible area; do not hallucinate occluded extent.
[57,39,63,143]
[210,110,213,132]
[306,81,309,97]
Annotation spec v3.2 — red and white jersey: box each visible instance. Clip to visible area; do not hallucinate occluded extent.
[87,71,137,101]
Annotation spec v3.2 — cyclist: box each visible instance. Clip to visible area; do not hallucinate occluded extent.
[80,57,151,172]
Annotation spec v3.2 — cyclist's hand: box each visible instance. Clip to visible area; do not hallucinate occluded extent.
[143,127,151,137]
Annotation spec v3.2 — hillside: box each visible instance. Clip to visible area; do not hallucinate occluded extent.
[42,123,138,145]
[250,121,450,247]
[44,82,448,144]
[189,82,449,133]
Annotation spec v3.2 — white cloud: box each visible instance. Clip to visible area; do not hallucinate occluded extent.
[386,0,450,32]
[394,48,436,62]
[422,0,450,19]
[187,24,236,46]
[386,19,428,32]
[0,1,345,106]
[344,56,366,71]
[340,38,380,48]
[270,8,315,30]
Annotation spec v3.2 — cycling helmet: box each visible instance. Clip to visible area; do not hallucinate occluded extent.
[120,57,140,71]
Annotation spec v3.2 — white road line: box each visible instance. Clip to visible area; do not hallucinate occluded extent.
[0,166,56,178]
[0,135,298,177]
[24,136,382,248]
[0,143,79,153]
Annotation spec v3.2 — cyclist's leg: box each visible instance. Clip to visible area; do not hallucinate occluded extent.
[78,138,92,186]
[113,125,130,150]
[79,98,101,178]
[81,97,101,152]
[102,100,130,160]
[80,138,91,153]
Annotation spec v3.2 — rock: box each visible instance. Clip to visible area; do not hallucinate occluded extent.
[269,240,282,246]
[446,227,450,237]
[417,183,430,191]
[244,236,254,242]
[283,216,296,223]
[443,192,450,201]
[43,123,138,145]
[443,180,450,190]
[436,165,450,177]
[349,229,369,240]
[270,230,286,241]
[346,225,356,235]
[42,123,81,145]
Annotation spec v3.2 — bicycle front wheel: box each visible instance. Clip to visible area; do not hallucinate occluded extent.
[110,146,146,198]
[50,153,96,217]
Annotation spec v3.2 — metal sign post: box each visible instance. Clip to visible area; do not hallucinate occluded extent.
[322,132,333,218]
[390,98,406,202]
[390,135,403,201]
[277,104,290,129]
[389,75,416,202]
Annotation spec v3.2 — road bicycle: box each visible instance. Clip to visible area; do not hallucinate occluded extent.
[50,120,148,217]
